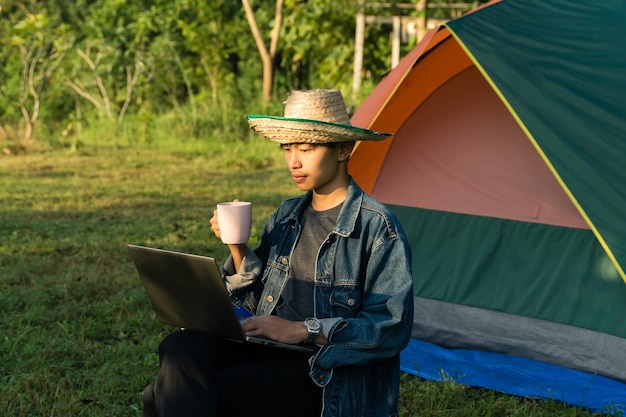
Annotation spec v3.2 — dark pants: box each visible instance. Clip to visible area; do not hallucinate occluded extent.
[142,329,322,417]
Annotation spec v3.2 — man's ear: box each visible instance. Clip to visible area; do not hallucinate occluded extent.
[337,141,355,162]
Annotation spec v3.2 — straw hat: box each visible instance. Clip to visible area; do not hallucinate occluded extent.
[247,89,392,144]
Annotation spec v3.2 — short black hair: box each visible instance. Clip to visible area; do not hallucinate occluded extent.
[279,142,337,149]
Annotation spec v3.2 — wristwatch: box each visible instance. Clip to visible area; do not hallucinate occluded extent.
[304,317,321,343]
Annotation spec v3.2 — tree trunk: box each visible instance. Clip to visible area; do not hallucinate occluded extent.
[416,0,428,41]
[352,0,366,98]
[241,0,284,103]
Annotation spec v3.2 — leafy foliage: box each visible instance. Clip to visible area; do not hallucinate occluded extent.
[0,0,489,144]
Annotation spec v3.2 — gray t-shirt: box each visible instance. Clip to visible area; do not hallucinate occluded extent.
[276,203,342,321]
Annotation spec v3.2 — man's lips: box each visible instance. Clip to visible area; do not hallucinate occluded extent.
[291,173,306,183]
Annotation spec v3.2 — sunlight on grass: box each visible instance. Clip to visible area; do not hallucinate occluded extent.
[0,140,295,416]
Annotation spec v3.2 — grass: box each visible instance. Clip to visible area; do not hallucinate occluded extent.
[0,139,619,416]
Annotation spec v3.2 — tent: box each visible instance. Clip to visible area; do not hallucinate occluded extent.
[349,0,626,412]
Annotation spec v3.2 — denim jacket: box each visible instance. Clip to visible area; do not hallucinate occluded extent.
[223,178,414,417]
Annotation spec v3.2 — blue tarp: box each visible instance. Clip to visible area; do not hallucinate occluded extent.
[400,339,626,414]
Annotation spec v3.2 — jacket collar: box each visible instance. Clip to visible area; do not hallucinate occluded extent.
[282,177,363,238]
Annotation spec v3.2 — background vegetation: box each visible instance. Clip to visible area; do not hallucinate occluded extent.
[0,0,488,148]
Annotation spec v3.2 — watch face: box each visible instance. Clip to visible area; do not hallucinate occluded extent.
[305,317,321,331]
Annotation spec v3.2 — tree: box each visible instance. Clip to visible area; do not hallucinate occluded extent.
[281,0,362,93]
[64,1,156,134]
[65,43,144,129]
[174,1,244,107]
[9,5,70,140]
[241,0,284,102]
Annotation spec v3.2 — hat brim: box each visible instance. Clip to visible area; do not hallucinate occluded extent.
[247,115,392,144]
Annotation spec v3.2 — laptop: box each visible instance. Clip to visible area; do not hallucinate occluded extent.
[127,244,314,353]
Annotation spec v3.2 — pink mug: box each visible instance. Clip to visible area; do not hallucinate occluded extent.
[217,202,252,244]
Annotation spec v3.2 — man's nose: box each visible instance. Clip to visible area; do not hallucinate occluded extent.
[287,151,301,168]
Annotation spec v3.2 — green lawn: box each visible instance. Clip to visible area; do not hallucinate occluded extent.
[0,142,615,416]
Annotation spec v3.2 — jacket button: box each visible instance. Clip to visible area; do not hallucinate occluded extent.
[281,258,288,265]
[347,298,355,306]
[267,295,274,303]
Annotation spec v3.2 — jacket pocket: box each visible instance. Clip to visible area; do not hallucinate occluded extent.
[329,285,362,316]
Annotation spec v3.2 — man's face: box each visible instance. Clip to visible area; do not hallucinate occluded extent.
[281,142,346,193]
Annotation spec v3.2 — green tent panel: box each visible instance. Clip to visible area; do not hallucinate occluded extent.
[447,0,626,280]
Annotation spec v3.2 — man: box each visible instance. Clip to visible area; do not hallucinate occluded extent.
[142,89,414,417]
